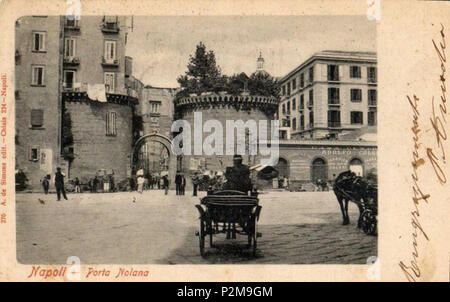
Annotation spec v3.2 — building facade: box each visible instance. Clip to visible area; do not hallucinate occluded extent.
[15,16,138,190]
[278,50,377,140]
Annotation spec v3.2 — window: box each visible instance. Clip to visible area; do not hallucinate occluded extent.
[368,89,377,106]
[308,89,314,106]
[328,88,340,104]
[309,66,314,83]
[292,78,296,90]
[292,118,297,130]
[287,82,291,95]
[31,65,45,86]
[30,109,44,128]
[64,37,76,58]
[282,104,286,114]
[29,146,40,161]
[106,112,117,136]
[309,111,314,127]
[300,73,304,87]
[350,89,362,102]
[149,101,161,113]
[300,94,304,110]
[104,72,115,92]
[32,32,46,52]
[327,64,339,81]
[368,67,377,83]
[300,114,305,130]
[63,70,76,89]
[65,17,79,27]
[282,85,286,96]
[350,66,361,78]
[104,40,117,61]
[368,110,377,126]
[292,98,296,110]
[328,110,341,127]
[351,111,363,124]
[287,101,291,115]
[103,16,119,31]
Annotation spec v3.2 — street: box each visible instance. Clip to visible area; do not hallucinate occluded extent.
[16,190,377,264]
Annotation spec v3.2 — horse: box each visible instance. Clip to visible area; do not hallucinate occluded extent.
[333,171,370,227]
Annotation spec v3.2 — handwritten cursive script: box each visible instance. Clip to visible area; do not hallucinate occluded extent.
[399,23,448,282]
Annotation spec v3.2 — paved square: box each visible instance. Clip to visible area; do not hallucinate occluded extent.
[16,190,377,264]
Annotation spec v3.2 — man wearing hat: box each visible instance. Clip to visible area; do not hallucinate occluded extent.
[54,167,68,201]
[224,155,252,193]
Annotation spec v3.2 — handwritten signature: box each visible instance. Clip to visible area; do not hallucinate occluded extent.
[399,23,447,282]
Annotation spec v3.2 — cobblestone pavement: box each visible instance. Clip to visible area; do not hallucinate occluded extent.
[16,190,377,264]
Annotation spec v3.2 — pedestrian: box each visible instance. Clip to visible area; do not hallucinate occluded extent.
[163,175,169,195]
[175,172,182,195]
[74,177,81,193]
[93,176,98,193]
[137,175,144,194]
[192,172,199,196]
[41,175,49,194]
[181,174,186,195]
[55,167,68,201]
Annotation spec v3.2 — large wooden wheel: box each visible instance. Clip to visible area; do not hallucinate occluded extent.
[361,209,377,236]
[199,219,206,256]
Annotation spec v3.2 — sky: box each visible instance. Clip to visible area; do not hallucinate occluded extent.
[126,16,376,88]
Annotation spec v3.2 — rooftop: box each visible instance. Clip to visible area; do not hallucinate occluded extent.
[280,50,377,83]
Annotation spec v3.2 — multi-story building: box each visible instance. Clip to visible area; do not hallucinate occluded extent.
[140,86,177,138]
[15,16,138,190]
[278,50,377,140]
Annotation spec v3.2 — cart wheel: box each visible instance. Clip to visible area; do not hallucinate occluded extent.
[199,219,206,256]
[252,217,258,256]
[361,209,377,236]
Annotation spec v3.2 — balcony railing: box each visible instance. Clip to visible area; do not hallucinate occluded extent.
[328,121,341,128]
[64,19,80,30]
[368,99,377,106]
[102,56,119,67]
[102,21,119,33]
[328,98,340,105]
[368,76,377,84]
[63,56,80,65]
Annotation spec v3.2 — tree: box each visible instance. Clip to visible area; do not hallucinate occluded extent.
[177,42,224,95]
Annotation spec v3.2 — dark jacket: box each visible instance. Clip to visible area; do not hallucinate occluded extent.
[55,171,65,187]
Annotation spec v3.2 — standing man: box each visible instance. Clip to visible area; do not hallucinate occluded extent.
[55,167,68,201]
[175,172,182,195]
[192,172,199,197]
[181,174,186,195]
[41,175,49,194]
[163,175,169,195]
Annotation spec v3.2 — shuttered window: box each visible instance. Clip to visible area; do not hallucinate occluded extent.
[29,146,40,161]
[30,109,44,127]
[106,112,117,136]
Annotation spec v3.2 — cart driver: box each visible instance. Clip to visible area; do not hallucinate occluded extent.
[224,154,252,193]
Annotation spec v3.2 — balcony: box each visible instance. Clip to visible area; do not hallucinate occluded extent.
[64,19,80,30]
[368,76,377,84]
[368,99,377,106]
[328,98,340,105]
[62,82,85,92]
[63,56,80,66]
[102,21,119,33]
[102,56,119,67]
[328,121,341,128]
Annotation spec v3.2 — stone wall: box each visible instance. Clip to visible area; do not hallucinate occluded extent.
[66,101,133,183]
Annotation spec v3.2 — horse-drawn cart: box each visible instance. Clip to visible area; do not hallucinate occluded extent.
[333,171,378,236]
[195,190,262,257]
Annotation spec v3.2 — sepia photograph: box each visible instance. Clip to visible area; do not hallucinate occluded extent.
[13,15,378,265]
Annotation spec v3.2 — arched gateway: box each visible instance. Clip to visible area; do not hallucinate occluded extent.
[131,133,176,188]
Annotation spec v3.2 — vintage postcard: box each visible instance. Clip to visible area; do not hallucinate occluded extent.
[0,0,448,282]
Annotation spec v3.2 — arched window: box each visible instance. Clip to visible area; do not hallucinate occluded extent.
[311,157,328,182]
[349,158,364,176]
